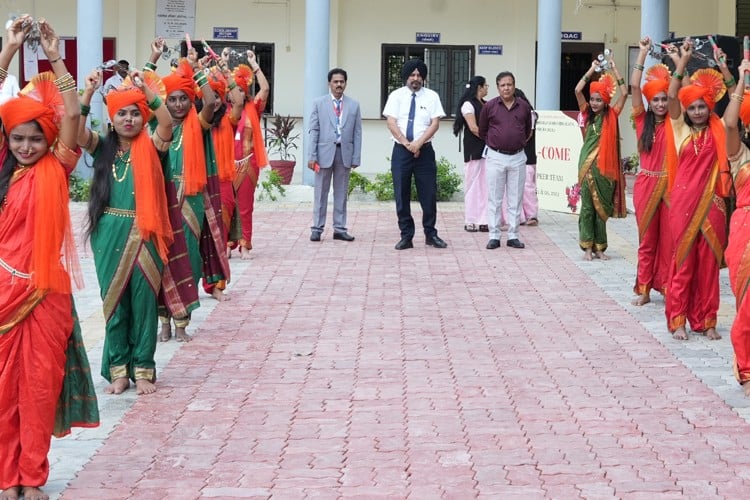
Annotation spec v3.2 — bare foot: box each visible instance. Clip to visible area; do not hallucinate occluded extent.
[104,377,130,394]
[0,486,21,500]
[20,487,48,500]
[595,251,610,260]
[240,247,251,260]
[672,326,688,340]
[159,322,172,342]
[226,247,232,259]
[583,249,593,261]
[135,379,157,395]
[175,326,192,343]
[704,327,722,340]
[211,288,230,302]
[743,383,750,397]
[631,294,651,306]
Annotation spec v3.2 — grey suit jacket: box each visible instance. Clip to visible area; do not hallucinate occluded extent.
[307,94,362,168]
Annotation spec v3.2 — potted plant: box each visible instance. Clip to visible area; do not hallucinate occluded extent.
[267,114,300,185]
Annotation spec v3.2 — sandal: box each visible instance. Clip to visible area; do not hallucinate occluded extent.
[526,218,538,226]
[464,224,478,232]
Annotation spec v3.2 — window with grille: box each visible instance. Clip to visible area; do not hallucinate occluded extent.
[381,44,474,118]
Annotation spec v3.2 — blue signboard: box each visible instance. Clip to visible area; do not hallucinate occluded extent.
[213,27,238,40]
[416,32,440,43]
[478,45,503,55]
[561,31,582,41]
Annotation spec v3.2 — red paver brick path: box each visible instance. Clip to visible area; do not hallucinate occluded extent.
[61,204,750,499]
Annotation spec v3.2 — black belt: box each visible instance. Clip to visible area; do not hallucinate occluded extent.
[489,146,523,155]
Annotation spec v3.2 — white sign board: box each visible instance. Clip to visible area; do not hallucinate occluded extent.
[534,110,584,214]
[156,0,196,39]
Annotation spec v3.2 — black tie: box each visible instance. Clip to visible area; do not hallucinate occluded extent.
[406,92,416,141]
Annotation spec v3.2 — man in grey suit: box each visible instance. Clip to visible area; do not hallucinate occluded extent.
[308,68,362,242]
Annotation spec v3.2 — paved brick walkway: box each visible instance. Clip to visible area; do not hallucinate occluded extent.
[46,201,750,499]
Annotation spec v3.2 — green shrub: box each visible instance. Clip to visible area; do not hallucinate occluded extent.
[348,170,372,196]
[69,172,91,202]
[368,156,462,202]
[258,168,287,201]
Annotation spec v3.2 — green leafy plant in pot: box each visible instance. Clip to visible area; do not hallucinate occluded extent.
[267,114,300,185]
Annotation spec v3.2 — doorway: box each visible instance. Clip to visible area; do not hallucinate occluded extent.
[560,42,604,111]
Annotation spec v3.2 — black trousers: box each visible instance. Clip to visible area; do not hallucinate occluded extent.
[391,142,438,239]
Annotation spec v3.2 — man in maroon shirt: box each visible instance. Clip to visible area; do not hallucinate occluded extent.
[478,71,532,249]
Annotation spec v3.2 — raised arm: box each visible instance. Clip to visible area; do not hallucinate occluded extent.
[725,58,750,158]
[247,51,269,105]
[713,46,737,95]
[133,69,172,149]
[630,37,650,109]
[0,15,30,76]
[668,39,692,120]
[608,52,628,113]
[189,48,216,124]
[575,60,599,110]
[38,18,79,151]
[77,69,101,153]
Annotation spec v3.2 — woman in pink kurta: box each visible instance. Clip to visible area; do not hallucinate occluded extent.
[629,38,674,306]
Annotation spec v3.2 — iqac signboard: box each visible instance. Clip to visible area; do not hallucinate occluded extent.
[562,31,582,41]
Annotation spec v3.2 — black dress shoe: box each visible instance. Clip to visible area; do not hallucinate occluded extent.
[333,232,355,241]
[486,239,500,250]
[310,232,321,242]
[507,238,525,249]
[394,237,414,250]
[478,225,489,232]
[425,236,448,248]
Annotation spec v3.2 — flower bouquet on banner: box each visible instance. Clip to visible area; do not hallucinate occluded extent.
[267,114,300,184]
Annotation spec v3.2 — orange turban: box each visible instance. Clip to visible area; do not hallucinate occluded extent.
[232,64,254,93]
[0,94,59,144]
[678,84,715,111]
[642,79,669,103]
[589,74,615,105]
[106,88,149,123]
[163,60,197,101]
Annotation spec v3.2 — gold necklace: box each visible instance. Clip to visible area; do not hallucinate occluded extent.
[690,126,708,156]
[112,150,131,183]
[591,121,601,137]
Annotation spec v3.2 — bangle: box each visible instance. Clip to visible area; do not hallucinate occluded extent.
[724,77,736,87]
[672,71,683,80]
[634,63,645,71]
[144,61,157,72]
[730,93,744,103]
[193,71,209,88]
[147,95,162,110]
[228,81,237,91]
[0,67,7,81]
[253,67,260,74]
[581,75,590,83]
[48,57,62,64]
[80,103,91,116]
[617,78,626,86]
[54,73,77,93]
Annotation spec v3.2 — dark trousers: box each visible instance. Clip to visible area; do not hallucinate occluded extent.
[391,142,438,239]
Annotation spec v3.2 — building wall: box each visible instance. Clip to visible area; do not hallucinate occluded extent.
[0,0,737,179]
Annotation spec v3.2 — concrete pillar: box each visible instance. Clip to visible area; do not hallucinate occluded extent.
[77,0,103,176]
[302,0,330,186]
[535,0,561,110]
[641,0,669,67]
